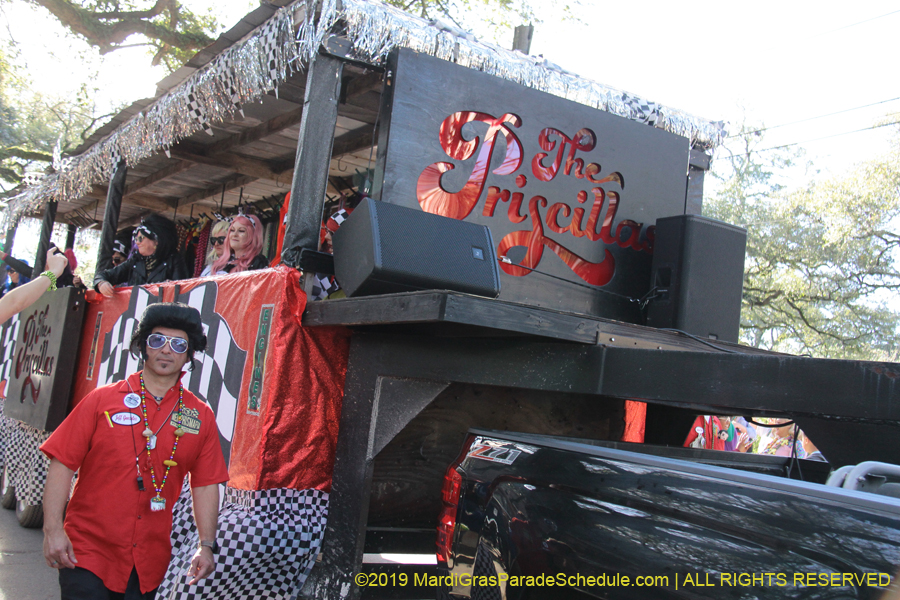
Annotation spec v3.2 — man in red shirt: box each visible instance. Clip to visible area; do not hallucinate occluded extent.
[41,302,229,599]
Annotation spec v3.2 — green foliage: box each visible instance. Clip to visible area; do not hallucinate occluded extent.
[706,124,900,360]
[20,0,565,70]
[0,47,109,196]
[20,0,228,68]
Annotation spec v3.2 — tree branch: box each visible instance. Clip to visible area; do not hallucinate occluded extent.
[29,0,213,54]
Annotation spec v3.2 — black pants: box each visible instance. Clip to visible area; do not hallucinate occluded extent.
[59,567,157,600]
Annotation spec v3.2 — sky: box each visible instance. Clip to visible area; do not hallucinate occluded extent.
[529,1,900,179]
[3,0,898,177]
[1,0,899,255]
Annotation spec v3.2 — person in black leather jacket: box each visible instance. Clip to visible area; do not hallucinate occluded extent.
[93,214,188,297]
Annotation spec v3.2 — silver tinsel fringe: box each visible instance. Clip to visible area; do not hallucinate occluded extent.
[6,0,725,230]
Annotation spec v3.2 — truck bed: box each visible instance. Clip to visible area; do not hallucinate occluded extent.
[441,429,900,599]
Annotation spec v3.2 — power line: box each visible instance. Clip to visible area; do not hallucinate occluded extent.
[728,97,900,138]
[720,120,900,157]
[809,9,900,38]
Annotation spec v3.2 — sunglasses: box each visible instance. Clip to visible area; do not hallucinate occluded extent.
[210,236,226,246]
[146,333,189,354]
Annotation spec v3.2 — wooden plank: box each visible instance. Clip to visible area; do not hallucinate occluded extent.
[303,291,776,354]
[201,106,306,156]
[346,71,383,98]
[283,53,344,265]
[96,161,127,272]
[124,160,195,196]
[178,175,258,208]
[171,148,290,182]
[331,128,374,158]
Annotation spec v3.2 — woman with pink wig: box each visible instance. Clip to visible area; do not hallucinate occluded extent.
[211,214,269,274]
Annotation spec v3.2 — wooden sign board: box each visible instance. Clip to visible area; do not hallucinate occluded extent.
[375,48,691,321]
[5,287,86,431]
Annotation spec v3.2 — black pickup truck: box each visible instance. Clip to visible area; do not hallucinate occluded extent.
[437,429,900,600]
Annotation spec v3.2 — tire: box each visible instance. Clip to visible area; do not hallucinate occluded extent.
[1,465,15,510]
[16,499,43,528]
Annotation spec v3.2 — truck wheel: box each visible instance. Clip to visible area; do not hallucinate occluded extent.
[1,466,15,510]
[16,499,43,528]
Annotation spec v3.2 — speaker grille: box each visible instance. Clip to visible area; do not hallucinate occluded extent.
[375,203,497,291]
[334,199,500,298]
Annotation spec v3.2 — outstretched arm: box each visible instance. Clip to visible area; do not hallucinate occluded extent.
[0,249,68,323]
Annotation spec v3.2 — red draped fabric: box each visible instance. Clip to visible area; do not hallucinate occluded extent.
[71,267,350,492]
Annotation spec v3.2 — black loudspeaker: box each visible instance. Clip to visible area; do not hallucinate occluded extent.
[646,215,747,343]
[332,198,501,298]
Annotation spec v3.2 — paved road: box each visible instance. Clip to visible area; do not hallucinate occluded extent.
[0,505,58,600]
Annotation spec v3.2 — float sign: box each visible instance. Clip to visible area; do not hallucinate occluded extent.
[376,48,691,322]
[5,287,86,431]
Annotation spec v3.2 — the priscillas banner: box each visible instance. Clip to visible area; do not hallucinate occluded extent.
[71,266,351,492]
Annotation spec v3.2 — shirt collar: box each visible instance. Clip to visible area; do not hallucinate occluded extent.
[118,370,187,396]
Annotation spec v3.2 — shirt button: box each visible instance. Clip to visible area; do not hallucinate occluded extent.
[138,515,142,519]
[133,543,137,547]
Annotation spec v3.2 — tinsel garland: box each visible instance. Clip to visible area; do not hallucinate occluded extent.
[3,0,303,230]
[6,0,725,231]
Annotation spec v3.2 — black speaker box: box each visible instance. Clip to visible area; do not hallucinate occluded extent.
[646,215,747,342]
[332,198,501,298]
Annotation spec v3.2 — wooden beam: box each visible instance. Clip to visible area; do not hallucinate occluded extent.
[124,160,194,196]
[129,193,179,211]
[171,148,293,184]
[97,161,127,273]
[346,71,383,99]
[283,53,343,266]
[332,128,374,158]
[83,187,177,212]
[117,210,156,229]
[201,107,306,156]
[177,175,257,209]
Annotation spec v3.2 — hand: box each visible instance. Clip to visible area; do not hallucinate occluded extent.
[97,281,115,297]
[72,275,82,287]
[187,546,215,584]
[46,249,68,279]
[737,432,751,453]
[43,527,77,569]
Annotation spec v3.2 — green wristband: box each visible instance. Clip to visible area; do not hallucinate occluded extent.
[40,270,57,291]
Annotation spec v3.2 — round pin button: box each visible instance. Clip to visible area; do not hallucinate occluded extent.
[124,393,141,409]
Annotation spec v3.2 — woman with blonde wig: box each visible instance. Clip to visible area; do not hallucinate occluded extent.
[200,220,230,276]
[211,214,268,274]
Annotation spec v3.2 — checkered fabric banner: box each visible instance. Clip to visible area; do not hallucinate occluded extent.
[186,82,215,137]
[2,420,50,507]
[471,540,503,600]
[177,282,247,463]
[310,274,340,302]
[109,148,125,173]
[97,287,159,385]
[622,93,661,127]
[0,314,21,384]
[260,19,282,97]
[159,486,329,600]
[220,54,245,118]
[97,283,246,464]
[326,208,351,231]
[0,397,8,472]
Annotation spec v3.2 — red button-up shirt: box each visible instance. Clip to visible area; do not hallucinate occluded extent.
[41,371,229,593]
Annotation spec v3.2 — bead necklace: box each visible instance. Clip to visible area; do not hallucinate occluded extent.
[140,374,186,511]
